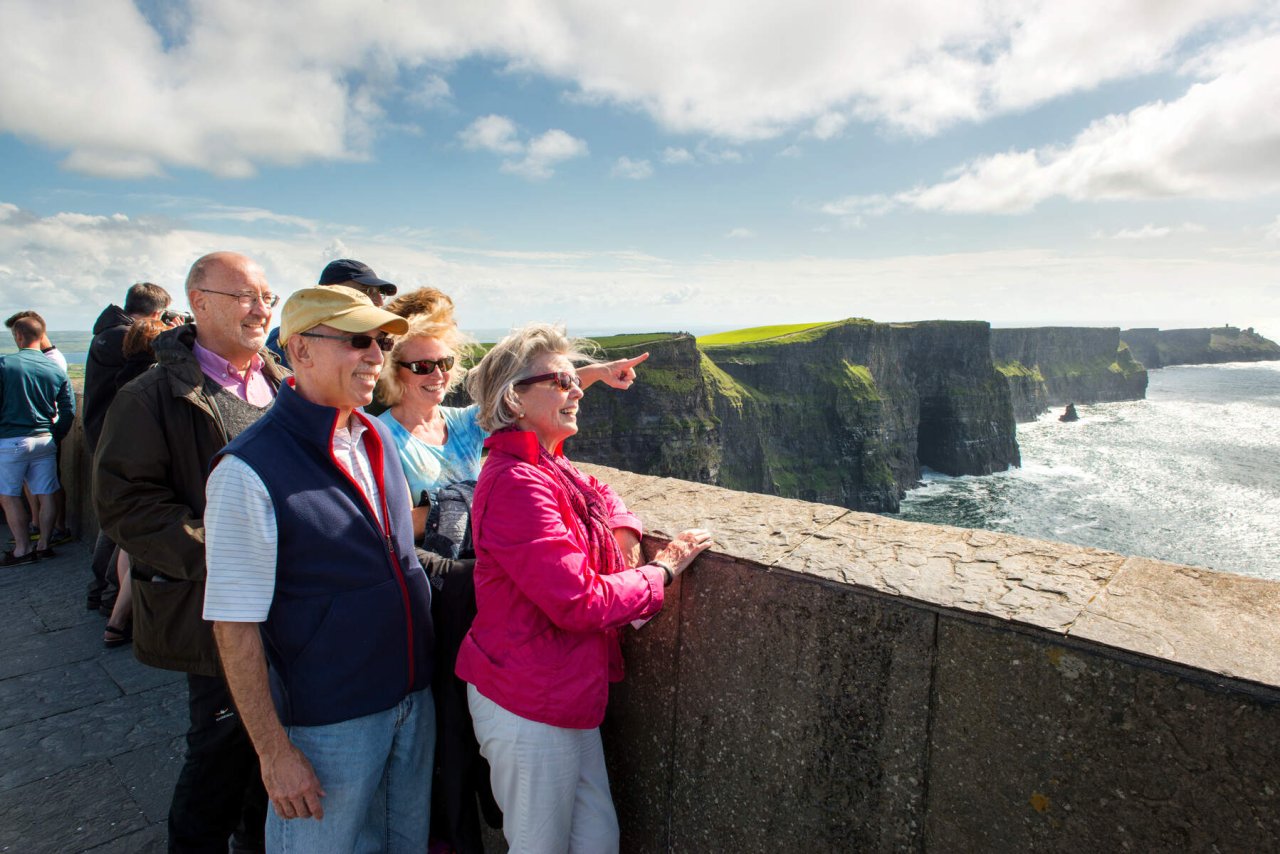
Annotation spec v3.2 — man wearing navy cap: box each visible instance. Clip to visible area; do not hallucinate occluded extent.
[265,259,398,366]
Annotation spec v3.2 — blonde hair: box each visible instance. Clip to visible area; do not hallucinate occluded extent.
[386,286,455,322]
[376,315,475,407]
[466,323,597,433]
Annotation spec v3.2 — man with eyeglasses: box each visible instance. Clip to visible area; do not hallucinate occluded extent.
[264,258,398,368]
[95,251,288,854]
[203,286,435,852]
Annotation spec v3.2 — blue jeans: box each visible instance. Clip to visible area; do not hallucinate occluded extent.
[267,687,435,854]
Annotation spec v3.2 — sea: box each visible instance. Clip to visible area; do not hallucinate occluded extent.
[898,361,1280,582]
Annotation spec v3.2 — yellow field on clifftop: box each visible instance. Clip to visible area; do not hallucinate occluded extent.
[696,322,830,346]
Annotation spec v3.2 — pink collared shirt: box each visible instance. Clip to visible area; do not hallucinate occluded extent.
[193,340,275,407]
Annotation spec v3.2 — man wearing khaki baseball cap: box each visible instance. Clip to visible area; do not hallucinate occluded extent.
[203,285,436,851]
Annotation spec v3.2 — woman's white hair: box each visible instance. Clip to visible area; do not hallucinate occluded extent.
[466,322,597,433]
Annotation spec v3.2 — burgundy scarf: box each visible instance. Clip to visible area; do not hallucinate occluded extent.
[538,447,625,577]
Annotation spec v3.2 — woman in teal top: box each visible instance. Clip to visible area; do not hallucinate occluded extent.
[376,311,649,533]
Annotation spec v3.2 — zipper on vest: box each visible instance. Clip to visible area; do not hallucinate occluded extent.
[329,412,416,691]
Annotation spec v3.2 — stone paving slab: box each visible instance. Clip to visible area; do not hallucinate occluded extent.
[0,532,187,852]
[108,736,186,825]
[99,649,185,696]
[80,825,167,853]
[0,679,187,792]
[0,659,123,730]
[0,760,151,852]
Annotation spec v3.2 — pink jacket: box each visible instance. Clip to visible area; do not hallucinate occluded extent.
[455,430,666,729]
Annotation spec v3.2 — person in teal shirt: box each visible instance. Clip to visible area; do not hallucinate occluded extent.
[1,314,74,564]
[376,307,648,536]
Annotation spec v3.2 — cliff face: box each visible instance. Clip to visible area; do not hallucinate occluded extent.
[990,327,1148,422]
[572,320,1019,513]
[1121,326,1280,368]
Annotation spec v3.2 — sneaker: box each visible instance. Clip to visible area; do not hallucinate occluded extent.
[49,527,73,546]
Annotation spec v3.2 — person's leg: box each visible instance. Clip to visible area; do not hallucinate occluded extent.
[23,484,38,536]
[33,492,57,552]
[468,684,580,853]
[104,550,132,645]
[567,728,620,854]
[88,532,119,611]
[169,674,266,854]
[385,687,434,854]
[265,705,397,854]
[24,435,59,553]
[0,495,33,558]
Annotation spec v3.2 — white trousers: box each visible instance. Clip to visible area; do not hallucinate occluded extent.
[467,684,620,854]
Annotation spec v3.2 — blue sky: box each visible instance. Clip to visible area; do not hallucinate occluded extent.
[2,1,1278,337]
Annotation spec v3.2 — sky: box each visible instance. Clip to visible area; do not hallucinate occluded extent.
[1,0,1278,338]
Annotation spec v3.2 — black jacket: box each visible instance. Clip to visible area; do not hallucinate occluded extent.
[95,324,289,675]
[83,304,134,451]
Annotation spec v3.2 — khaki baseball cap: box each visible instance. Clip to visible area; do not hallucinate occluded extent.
[279,285,409,346]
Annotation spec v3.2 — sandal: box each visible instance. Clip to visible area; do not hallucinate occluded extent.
[103,623,132,648]
[1,550,38,567]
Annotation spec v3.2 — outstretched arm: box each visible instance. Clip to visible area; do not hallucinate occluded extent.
[579,352,649,390]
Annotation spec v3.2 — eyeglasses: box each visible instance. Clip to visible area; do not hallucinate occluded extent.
[194,288,281,308]
[398,356,455,375]
[514,371,581,391]
[298,331,395,351]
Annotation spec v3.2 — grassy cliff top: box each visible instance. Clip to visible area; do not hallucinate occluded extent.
[587,332,684,349]
[696,320,861,347]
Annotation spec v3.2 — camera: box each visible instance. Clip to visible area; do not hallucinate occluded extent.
[162,309,195,325]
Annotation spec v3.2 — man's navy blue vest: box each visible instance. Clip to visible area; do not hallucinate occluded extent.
[217,381,433,726]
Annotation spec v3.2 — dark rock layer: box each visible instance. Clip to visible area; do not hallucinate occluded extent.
[990,327,1148,422]
[1121,326,1280,369]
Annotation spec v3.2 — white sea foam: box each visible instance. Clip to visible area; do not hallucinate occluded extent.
[899,363,1280,581]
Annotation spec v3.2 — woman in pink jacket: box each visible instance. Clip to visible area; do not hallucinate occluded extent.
[456,323,711,853]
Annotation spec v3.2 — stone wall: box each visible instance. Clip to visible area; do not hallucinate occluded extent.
[59,411,1279,851]
[586,464,1280,853]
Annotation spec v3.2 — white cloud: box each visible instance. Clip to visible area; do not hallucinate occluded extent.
[1264,215,1280,241]
[500,129,589,180]
[1101,222,1207,240]
[459,117,587,179]
[825,28,1280,216]
[611,156,653,180]
[459,115,523,154]
[810,112,849,140]
[725,227,755,239]
[8,1,1263,177]
[4,199,1279,341]
[661,147,694,165]
[410,73,452,110]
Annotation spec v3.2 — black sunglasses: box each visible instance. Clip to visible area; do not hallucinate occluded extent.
[298,331,394,351]
[397,356,455,375]
[514,371,581,391]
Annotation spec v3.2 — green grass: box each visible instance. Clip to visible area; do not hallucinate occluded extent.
[589,332,682,349]
[994,360,1046,381]
[696,322,832,347]
[700,352,752,408]
[839,361,881,401]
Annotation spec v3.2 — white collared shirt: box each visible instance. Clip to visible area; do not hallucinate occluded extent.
[203,414,386,622]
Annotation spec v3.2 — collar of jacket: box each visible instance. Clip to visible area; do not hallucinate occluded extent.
[482,427,563,463]
[152,323,289,403]
[269,378,381,458]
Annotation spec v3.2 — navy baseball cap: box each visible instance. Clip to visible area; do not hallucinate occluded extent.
[318,258,398,296]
